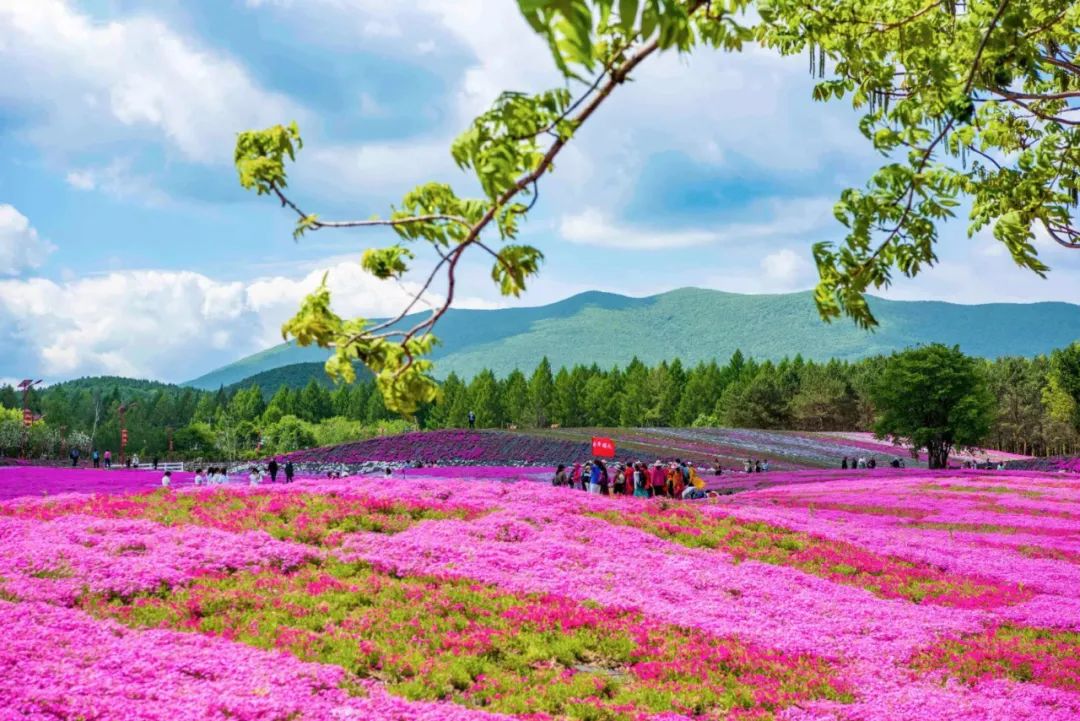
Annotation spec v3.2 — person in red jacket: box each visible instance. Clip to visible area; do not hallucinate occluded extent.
[650,460,667,497]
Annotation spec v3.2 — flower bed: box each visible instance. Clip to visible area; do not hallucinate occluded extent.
[1,465,1079,720]
[280,430,590,467]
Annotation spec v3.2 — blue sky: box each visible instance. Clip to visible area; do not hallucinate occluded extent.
[2,0,1080,384]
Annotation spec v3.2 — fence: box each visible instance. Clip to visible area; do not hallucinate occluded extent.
[134,462,184,472]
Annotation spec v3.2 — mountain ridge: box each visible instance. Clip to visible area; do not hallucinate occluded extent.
[183,287,1080,389]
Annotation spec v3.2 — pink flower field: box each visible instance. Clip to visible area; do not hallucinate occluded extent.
[2,464,1079,720]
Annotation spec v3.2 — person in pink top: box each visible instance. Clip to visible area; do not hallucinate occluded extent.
[649,461,667,497]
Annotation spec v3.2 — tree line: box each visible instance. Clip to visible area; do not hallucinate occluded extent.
[429,346,1080,458]
[4,343,1080,460]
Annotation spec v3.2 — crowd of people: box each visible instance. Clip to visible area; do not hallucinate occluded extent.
[840,456,900,469]
[186,459,296,487]
[553,458,711,499]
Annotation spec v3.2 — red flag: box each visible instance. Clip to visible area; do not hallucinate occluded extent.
[121,429,129,447]
[22,409,32,428]
[591,436,615,458]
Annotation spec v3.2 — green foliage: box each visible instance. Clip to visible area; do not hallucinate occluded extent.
[261,415,317,456]
[1047,342,1080,430]
[234,122,302,196]
[871,344,997,468]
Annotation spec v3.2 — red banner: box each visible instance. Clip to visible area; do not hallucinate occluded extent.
[121,429,128,447]
[591,436,615,458]
[22,409,32,427]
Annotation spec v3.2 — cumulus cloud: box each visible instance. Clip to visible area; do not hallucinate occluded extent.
[0,204,54,276]
[0,261,498,383]
[0,0,304,164]
[760,249,814,288]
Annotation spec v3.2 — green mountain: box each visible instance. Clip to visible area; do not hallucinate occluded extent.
[224,362,373,397]
[185,288,1080,388]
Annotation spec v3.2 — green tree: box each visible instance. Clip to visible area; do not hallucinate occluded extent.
[1047,343,1080,431]
[502,370,530,427]
[230,385,267,423]
[790,365,858,431]
[528,357,556,428]
[469,370,504,428]
[297,379,332,423]
[619,358,651,427]
[263,415,317,455]
[871,344,996,468]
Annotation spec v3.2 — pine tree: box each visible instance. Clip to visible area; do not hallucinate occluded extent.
[502,370,529,427]
[528,357,555,428]
[469,370,504,428]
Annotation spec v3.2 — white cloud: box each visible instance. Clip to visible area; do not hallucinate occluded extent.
[560,197,835,250]
[560,209,720,250]
[0,204,55,276]
[761,249,813,286]
[299,138,458,199]
[63,158,170,205]
[0,0,305,164]
[0,259,501,383]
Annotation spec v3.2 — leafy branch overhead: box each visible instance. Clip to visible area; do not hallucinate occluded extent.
[236,0,1080,413]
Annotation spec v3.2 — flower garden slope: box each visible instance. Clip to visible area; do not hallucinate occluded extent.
[3,469,1079,719]
[279,430,589,467]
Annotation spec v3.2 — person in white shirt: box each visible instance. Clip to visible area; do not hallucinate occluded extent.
[193,469,205,486]
[248,467,262,486]
[161,471,172,488]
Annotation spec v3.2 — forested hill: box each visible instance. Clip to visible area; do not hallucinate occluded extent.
[185,287,1080,388]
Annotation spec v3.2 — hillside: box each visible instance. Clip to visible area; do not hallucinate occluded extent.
[185,288,1080,388]
[224,362,372,397]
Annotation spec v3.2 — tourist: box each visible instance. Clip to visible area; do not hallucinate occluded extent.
[666,462,681,497]
[91,449,100,468]
[468,410,476,429]
[132,453,141,468]
[841,457,848,469]
[152,456,159,470]
[587,460,602,494]
[161,470,172,488]
[249,467,262,486]
[612,464,627,495]
[867,457,877,469]
[650,461,667,497]
[285,460,295,483]
[597,460,610,495]
[103,450,112,469]
[856,456,867,469]
[687,463,706,494]
[268,458,279,483]
[383,467,392,478]
[743,458,752,473]
[890,457,901,469]
[194,468,205,486]
[69,447,80,467]
[754,459,762,473]
[632,464,650,498]
[762,459,770,472]
[553,464,568,487]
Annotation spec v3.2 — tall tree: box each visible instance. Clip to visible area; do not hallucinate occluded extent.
[502,370,530,427]
[528,357,556,428]
[469,370,504,428]
[871,345,996,468]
